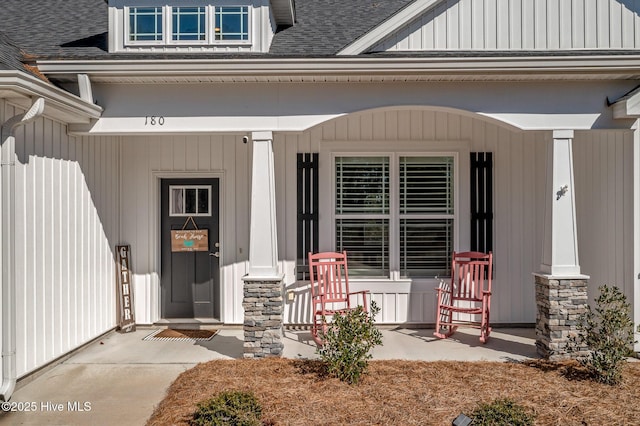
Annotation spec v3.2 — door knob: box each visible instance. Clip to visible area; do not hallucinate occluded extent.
[210,252,220,258]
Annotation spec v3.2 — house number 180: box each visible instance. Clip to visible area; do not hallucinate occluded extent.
[145,116,165,126]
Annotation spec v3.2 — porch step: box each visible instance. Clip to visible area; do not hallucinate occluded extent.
[154,318,224,329]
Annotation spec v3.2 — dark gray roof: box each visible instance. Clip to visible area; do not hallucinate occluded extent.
[0,0,109,59]
[0,32,27,71]
[269,0,414,56]
[0,0,638,62]
[0,0,412,60]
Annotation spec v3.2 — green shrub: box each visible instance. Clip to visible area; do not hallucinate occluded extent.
[571,285,636,385]
[191,390,262,426]
[470,398,535,426]
[317,301,383,384]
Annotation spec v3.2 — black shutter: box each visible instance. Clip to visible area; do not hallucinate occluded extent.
[297,153,319,280]
[470,152,493,254]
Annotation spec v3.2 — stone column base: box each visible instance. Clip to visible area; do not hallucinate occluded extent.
[534,273,589,360]
[242,276,284,358]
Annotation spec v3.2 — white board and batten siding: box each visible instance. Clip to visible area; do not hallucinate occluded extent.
[374,0,640,51]
[276,108,634,327]
[6,101,120,378]
[5,104,632,348]
[118,135,252,325]
[573,130,635,306]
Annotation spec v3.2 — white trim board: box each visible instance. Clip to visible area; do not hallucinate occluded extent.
[338,0,445,55]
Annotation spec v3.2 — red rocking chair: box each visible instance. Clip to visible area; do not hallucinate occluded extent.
[434,251,493,343]
[308,251,370,346]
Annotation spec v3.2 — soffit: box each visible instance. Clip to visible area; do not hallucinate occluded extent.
[37,55,640,83]
[270,0,295,26]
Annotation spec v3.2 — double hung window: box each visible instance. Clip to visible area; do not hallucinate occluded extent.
[335,155,455,278]
[335,157,390,277]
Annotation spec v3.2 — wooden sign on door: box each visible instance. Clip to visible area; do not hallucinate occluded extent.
[170,229,209,252]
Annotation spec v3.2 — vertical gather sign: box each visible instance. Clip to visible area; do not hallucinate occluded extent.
[116,245,136,333]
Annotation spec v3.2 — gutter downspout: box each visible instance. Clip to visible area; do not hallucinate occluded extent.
[0,98,45,401]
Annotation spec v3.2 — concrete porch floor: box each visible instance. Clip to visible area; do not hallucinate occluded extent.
[0,326,537,426]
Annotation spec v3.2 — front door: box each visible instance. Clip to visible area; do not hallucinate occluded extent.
[161,178,220,318]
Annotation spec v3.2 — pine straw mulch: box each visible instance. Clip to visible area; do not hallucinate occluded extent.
[147,358,640,426]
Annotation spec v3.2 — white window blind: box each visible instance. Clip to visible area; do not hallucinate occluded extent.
[336,219,389,276]
[399,157,454,277]
[336,157,389,214]
[400,156,453,215]
[335,157,390,276]
[334,155,455,279]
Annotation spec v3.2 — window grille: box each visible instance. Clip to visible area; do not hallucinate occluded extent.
[172,7,206,41]
[129,7,163,41]
[215,7,249,41]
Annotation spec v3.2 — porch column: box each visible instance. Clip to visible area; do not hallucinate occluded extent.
[534,130,589,360]
[242,131,284,358]
[634,120,640,353]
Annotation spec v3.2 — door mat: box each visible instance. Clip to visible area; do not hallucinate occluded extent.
[143,328,218,341]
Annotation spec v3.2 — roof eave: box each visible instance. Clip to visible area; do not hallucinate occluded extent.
[35,54,640,82]
[0,71,102,123]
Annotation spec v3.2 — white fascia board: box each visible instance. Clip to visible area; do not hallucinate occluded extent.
[37,55,640,81]
[0,71,102,122]
[338,0,445,55]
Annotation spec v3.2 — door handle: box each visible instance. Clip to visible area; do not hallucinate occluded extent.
[210,252,220,258]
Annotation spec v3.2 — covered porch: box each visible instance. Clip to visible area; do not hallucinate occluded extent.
[0,325,536,424]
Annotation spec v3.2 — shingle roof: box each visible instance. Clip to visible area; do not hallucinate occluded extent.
[0,0,108,59]
[269,0,414,56]
[0,32,27,71]
[0,0,637,62]
[0,0,412,59]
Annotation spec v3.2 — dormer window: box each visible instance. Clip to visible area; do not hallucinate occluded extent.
[172,7,206,41]
[125,5,250,46]
[129,7,163,42]
[109,0,294,53]
[215,7,248,41]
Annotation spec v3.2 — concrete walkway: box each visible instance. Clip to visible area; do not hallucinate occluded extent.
[0,326,537,425]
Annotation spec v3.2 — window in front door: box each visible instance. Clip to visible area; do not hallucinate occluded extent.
[169,185,211,217]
